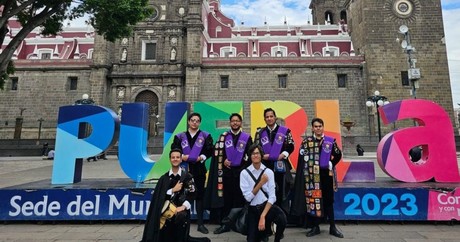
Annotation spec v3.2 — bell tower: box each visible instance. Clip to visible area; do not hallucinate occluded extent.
[344,0,454,123]
[310,0,349,25]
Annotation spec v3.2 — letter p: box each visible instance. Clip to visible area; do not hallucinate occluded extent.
[51,105,119,184]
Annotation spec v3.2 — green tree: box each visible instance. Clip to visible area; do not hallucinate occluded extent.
[0,0,153,89]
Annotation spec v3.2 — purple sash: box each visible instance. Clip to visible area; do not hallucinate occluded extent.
[224,131,250,167]
[260,126,288,161]
[320,136,335,168]
[177,131,209,163]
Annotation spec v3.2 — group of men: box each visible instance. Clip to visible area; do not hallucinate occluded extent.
[140,108,344,242]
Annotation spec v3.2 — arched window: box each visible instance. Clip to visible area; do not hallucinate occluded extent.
[340,10,347,23]
[38,49,53,59]
[88,49,94,59]
[215,26,222,37]
[325,11,334,24]
[271,46,287,57]
[220,46,236,57]
[322,46,339,56]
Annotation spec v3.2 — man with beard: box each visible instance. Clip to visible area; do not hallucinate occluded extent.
[254,108,294,212]
[205,113,253,234]
[171,113,214,234]
[291,118,344,238]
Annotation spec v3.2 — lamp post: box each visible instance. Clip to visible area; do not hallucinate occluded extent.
[73,94,95,182]
[397,25,420,99]
[366,90,390,140]
[14,108,26,139]
[37,118,44,140]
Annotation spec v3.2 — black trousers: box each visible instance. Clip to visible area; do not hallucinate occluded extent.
[159,210,189,242]
[247,202,287,242]
[309,203,336,227]
[310,171,336,227]
[193,175,206,225]
[222,167,245,219]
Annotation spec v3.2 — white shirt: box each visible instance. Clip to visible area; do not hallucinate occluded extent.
[47,150,55,159]
[240,164,276,206]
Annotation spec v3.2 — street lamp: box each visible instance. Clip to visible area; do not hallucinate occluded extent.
[398,25,420,99]
[366,90,390,140]
[74,93,95,105]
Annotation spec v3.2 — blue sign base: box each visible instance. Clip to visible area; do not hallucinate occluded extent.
[0,178,458,221]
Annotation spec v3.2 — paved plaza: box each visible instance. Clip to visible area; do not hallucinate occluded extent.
[0,154,459,242]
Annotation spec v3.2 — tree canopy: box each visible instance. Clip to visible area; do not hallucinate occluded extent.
[0,0,153,89]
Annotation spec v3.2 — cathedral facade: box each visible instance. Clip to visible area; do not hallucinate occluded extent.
[0,0,453,148]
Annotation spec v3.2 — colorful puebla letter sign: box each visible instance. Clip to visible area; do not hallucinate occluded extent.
[51,99,460,185]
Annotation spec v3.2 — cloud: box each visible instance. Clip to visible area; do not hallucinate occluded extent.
[220,0,459,108]
[220,0,310,26]
[442,4,460,108]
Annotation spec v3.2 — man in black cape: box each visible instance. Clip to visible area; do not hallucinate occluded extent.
[254,108,294,213]
[204,113,253,234]
[171,112,214,234]
[291,117,344,238]
[141,149,210,242]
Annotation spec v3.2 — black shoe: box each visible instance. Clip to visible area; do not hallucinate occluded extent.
[261,235,269,242]
[213,225,230,234]
[306,226,320,237]
[329,226,344,238]
[197,224,209,234]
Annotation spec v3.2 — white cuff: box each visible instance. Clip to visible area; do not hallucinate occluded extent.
[328,161,333,170]
[200,155,207,163]
[167,188,173,195]
[183,201,191,210]
[281,151,289,159]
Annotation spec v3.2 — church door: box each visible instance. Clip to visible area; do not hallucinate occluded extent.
[135,91,159,137]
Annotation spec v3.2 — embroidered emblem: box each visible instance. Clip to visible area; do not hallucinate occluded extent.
[261,136,269,145]
[323,140,333,153]
[181,140,189,148]
[237,141,246,152]
[196,137,204,148]
[275,133,285,144]
[225,140,233,148]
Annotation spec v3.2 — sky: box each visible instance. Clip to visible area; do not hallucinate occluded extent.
[219,0,460,108]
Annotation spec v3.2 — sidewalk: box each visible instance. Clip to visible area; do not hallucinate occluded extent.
[0,154,459,241]
[1,221,459,242]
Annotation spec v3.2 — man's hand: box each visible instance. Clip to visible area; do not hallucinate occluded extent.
[182,154,189,162]
[224,159,231,168]
[278,153,285,161]
[259,174,269,185]
[263,154,269,160]
[172,182,183,193]
[258,215,266,231]
[176,205,186,214]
